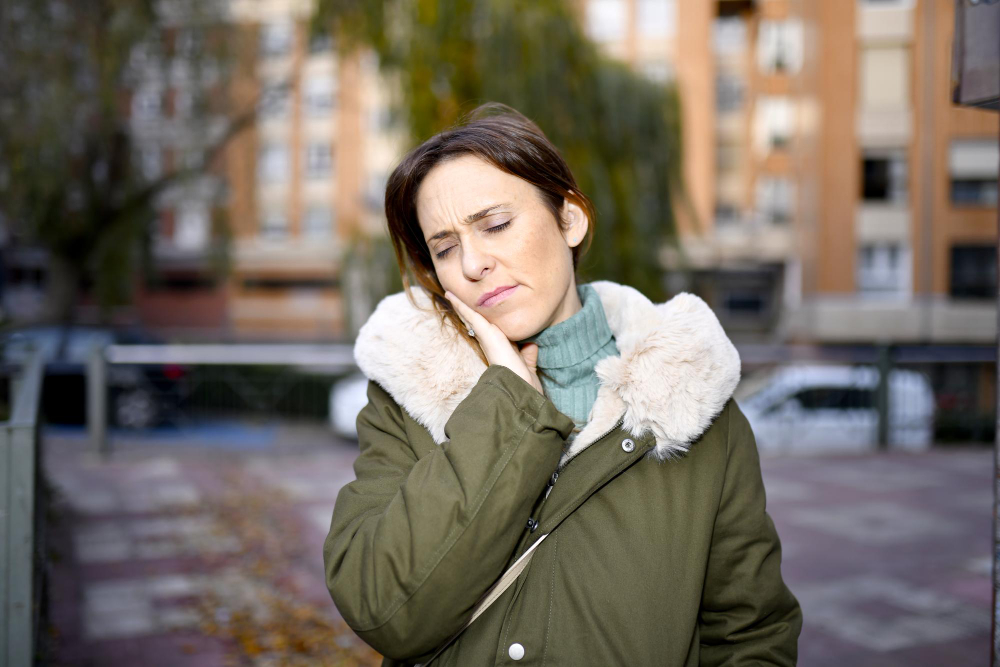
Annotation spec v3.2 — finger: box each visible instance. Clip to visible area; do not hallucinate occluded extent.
[519,342,539,372]
[445,291,489,331]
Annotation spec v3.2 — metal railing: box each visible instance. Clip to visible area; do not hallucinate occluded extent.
[0,350,45,666]
[88,344,357,456]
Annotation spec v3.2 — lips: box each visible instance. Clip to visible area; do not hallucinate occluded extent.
[477,284,518,307]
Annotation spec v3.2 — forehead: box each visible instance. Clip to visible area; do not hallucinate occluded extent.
[415,155,538,229]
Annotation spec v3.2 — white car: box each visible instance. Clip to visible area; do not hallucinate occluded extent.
[736,364,935,455]
[329,372,371,439]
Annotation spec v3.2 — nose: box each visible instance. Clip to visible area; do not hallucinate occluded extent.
[460,238,494,281]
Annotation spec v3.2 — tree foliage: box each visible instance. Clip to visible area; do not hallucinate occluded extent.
[314,0,687,300]
[0,0,250,325]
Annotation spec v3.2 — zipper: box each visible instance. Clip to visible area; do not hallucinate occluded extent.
[556,414,627,473]
[520,414,629,549]
[542,470,559,500]
[589,414,627,447]
[541,413,627,504]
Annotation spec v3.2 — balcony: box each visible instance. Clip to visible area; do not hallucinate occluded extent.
[785,295,996,343]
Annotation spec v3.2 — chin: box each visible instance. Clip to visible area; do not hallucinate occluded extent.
[491,311,545,342]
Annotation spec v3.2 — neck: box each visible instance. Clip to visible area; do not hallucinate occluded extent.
[544,279,583,330]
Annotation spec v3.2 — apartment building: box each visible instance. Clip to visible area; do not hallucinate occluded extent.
[133,0,404,341]
[579,0,998,344]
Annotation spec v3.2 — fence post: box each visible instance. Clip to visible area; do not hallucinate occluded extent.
[875,343,891,451]
[7,421,34,666]
[87,344,108,459]
[0,421,9,664]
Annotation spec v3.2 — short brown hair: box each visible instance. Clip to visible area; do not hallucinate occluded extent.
[383,102,596,361]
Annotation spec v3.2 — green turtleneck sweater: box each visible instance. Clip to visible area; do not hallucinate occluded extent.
[523,283,619,440]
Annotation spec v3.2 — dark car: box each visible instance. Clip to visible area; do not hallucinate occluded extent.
[0,325,188,429]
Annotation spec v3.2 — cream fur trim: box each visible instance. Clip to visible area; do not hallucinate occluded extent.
[353,281,741,464]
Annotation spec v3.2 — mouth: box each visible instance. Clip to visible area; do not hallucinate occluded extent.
[477,284,519,307]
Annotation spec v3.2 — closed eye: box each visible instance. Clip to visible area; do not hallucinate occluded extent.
[434,221,511,259]
[485,221,511,234]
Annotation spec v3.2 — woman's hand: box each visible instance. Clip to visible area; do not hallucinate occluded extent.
[445,290,544,395]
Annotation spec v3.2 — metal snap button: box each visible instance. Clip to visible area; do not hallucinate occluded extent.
[508,642,525,660]
[621,438,635,453]
[527,518,539,532]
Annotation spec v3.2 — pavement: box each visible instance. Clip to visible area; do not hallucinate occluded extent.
[40,422,992,666]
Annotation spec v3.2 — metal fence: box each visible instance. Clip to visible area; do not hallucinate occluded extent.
[88,344,357,456]
[70,341,997,457]
[0,350,45,666]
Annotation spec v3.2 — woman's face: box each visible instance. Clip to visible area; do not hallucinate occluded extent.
[416,154,588,342]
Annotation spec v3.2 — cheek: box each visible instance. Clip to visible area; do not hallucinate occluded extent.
[433,264,461,294]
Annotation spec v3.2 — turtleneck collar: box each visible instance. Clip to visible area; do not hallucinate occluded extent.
[524,283,614,370]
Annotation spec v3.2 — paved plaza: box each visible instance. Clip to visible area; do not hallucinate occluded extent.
[40,423,992,666]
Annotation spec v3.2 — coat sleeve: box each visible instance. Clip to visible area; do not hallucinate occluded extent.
[323,363,575,661]
[698,399,803,666]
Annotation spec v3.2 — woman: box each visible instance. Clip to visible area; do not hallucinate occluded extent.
[323,103,802,666]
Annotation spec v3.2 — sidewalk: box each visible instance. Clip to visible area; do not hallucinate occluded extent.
[761,447,991,667]
[41,424,991,666]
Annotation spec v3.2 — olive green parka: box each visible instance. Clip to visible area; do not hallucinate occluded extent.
[323,281,802,666]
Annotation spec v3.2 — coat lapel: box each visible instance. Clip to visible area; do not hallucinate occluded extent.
[353,281,741,464]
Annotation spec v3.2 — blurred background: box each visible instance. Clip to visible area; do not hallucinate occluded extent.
[0,0,997,665]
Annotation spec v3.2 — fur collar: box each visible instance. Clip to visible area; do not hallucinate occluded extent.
[353,281,741,466]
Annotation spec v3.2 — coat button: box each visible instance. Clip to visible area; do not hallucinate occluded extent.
[527,518,539,532]
[621,438,635,452]
[508,642,525,660]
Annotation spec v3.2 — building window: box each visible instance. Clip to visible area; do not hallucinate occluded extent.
[950,245,996,299]
[308,31,334,53]
[757,19,804,75]
[716,73,744,113]
[260,21,293,58]
[857,243,909,296]
[303,74,336,116]
[724,290,766,316]
[860,46,910,110]
[949,139,999,207]
[862,150,908,203]
[713,17,747,57]
[303,206,334,239]
[756,177,794,224]
[636,0,676,40]
[754,96,794,154]
[259,210,288,240]
[305,143,333,179]
[952,180,999,207]
[259,81,291,119]
[715,201,742,227]
[586,0,627,43]
[132,86,162,120]
[257,143,289,182]
[175,203,210,250]
[139,146,161,180]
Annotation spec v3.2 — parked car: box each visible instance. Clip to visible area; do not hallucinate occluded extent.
[736,364,935,454]
[328,363,936,453]
[328,371,370,440]
[0,325,188,429]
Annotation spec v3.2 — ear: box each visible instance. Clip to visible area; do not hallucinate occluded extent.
[560,197,589,248]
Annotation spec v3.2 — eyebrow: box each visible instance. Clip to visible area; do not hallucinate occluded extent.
[425,203,511,243]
